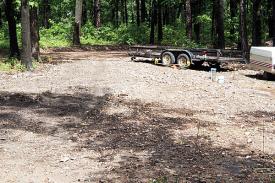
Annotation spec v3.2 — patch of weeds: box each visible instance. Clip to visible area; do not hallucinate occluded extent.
[0,58,26,72]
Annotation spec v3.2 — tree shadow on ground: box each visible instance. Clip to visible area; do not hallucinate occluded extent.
[0,91,274,182]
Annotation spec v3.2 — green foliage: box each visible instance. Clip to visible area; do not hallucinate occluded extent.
[81,22,149,45]
[39,22,72,48]
[162,25,199,48]
[0,58,26,72]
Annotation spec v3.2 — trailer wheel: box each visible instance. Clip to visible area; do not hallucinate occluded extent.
[177,54,191,68]
[161,52,175,66]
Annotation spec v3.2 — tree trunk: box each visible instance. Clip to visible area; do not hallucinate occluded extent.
[240,0,249,58]
[193,0,202,43]
[93,0,101,28]
[150,0,157,44]
[124,0,128,24]
[73,0,83,45]
[252,0,262,46]
[140,0,146,23]
[30,6,40,61]
[136,0,140,26]
[213,0,225,49]
[0,8,2,27]
[185,0,192,39]
[82,0,88,25]
[41,0,50,28]
[21,0,33,70]
[272,0,275,46]
[4,0,20,58]
[229,0,238,40]
[157,0,162,44]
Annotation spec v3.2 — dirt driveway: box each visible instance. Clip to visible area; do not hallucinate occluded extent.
[0,49,274,182]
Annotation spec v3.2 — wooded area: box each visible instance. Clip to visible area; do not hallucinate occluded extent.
[0,0,275,69]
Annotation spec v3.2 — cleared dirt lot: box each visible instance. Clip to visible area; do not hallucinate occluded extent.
[0,49,274,182]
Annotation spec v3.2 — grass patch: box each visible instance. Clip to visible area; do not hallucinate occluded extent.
[0,58,40,73]
[0,58,26,72]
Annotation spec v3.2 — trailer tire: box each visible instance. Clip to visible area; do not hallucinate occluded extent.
[161,51,175,66]
[177,54,191,68]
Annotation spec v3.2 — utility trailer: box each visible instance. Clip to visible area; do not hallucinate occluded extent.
[129,45,244,68]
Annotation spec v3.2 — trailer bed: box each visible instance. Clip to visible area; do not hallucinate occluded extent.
[129,45,245,65]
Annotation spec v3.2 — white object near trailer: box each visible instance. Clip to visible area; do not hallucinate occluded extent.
[250,47,275,75]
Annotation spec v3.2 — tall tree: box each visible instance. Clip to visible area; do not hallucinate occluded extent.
[30,5,40,61]
[124,0,128,24]
[157,0,162,44]
[4,0,20,58]
[150,0,157,44]
[185,0,192,39]
[93,0,101,28]
[82,0,88,25]
[140,0,146,23]
[240,0,248,58]
[213,0,225,49]
[252,0,262,46]
[229,0,238,40]
[193,0,202,43]
[272,0,275,46]
[0,7,2,27]
[136,0,140,26]
[41,0,50,28]
[21,0,32,70]
[73,0,83,45]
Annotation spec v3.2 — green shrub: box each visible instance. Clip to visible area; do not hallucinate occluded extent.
[0,58,26,72]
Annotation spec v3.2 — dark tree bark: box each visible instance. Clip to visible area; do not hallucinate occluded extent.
[41,0,50,28]
[193,0,202,43]
[272,0,275,46]
[124,0,128,24]
[140,0,146,23]
[21,0,33,70]
[30,6,40,61]
[213,0,225,49]
[82,0,88,25]
[136,0,140,26]
[93,0,101,28]
[157,0,162,44]
[150,0,157,44]
[73,0,83,45]
[112,0,119,27]
[0,8,2,27]
[4,0,20,58]
[185,0,192,39]
[240,0,249,58]
[229,0,238,39]
[252,0,262,46]
[121,0,125,23]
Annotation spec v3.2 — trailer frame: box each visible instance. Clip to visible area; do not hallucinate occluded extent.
[129,45,245,68]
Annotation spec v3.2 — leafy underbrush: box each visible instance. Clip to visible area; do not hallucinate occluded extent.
[0,21,202,49]
[0,58,26,72]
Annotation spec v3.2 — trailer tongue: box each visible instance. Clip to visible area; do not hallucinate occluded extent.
[129,45,245,69]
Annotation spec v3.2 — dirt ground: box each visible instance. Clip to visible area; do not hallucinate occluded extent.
[0,48,274,183]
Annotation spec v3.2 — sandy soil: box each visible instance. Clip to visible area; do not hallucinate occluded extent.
[0,48,274,182]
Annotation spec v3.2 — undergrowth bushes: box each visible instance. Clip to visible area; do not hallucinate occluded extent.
[0,21,198,49]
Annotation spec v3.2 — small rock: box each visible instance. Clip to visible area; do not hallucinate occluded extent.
[60,157,70,162]
[245,132,250,136]
[247,139,253,143]
[245,155,251,159]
